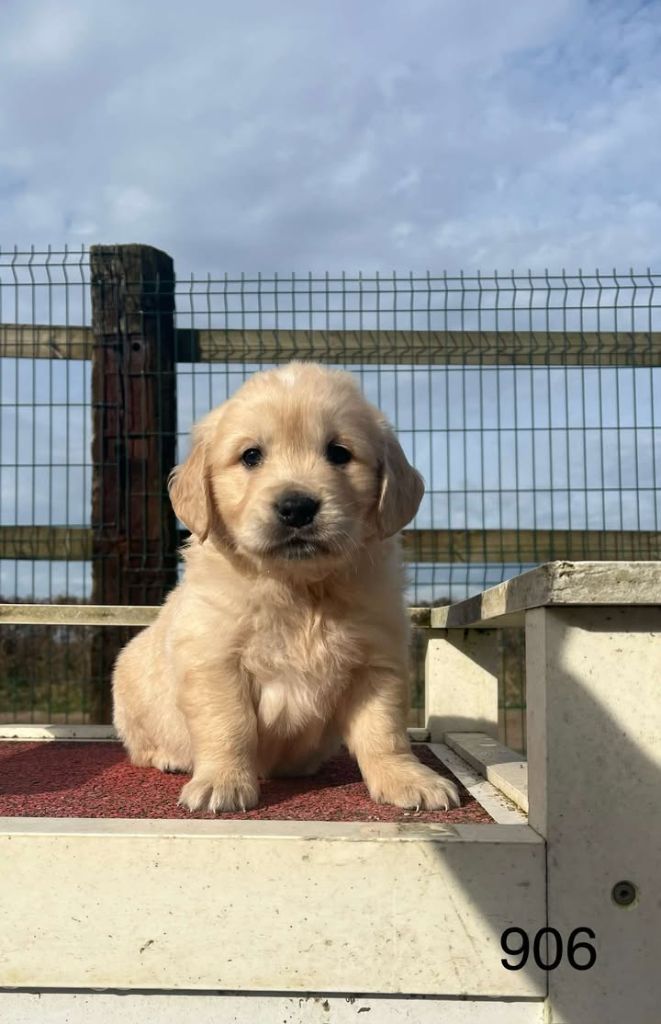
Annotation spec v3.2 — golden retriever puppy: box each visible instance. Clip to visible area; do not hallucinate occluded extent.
[112,361,459,813]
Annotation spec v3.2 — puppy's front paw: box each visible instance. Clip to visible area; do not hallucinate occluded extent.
[178,771,260,813]
[369,760,460,812]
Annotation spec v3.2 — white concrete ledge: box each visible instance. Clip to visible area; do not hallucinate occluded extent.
[0,814,544,996]
[444,733,528,813]
[0,991,546,1023]
[429,742,526,823]
[0,723,118,741]
[0,724,431,743]
[431,560,661,627]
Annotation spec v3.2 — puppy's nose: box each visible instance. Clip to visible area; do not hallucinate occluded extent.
[275,492,320,529]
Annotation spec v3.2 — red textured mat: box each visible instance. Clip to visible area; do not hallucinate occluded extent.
[0,742,492,823]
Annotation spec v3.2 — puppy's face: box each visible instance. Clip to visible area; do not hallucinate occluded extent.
[169,363,423,574]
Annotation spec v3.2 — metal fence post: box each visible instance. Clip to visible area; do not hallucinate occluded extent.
[89,244,178,722]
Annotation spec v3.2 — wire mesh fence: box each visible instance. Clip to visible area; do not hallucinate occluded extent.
[1,244,660,741]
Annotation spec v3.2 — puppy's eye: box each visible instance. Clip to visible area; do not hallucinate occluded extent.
[241,447,263,469]
[326,442,352,466]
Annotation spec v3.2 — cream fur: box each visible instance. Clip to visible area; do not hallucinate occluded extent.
[112,361,459,813]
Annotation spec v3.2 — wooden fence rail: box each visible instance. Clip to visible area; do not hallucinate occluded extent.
[3,321,661,366]
[1,525,660,565]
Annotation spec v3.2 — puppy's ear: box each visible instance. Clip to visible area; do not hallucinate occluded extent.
[168,433,212,541]
[376,419,425,539]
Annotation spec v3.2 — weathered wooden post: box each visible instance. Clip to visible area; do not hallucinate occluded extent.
[89,245,178,722]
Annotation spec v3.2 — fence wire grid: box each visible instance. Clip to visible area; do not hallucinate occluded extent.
[1,245,660,743]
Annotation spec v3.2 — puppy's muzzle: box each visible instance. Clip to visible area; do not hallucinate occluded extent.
[275,492,321,530]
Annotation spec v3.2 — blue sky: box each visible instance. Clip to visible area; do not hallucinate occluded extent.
[1,0,660,600]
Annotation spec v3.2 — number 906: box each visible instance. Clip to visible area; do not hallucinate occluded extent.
[501,927,597,971]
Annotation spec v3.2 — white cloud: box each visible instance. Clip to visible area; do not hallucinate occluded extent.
[0,0,659,275]
[3,1,89,67]
[103,185,164,227]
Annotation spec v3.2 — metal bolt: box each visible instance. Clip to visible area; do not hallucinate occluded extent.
[611,880,637,907]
